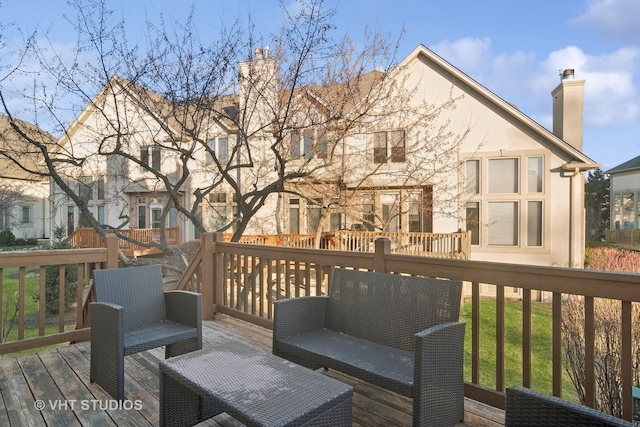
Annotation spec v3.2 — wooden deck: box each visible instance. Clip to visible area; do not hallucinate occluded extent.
[0,315,505,427]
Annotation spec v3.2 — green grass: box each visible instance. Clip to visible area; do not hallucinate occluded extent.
[461,298,578,402]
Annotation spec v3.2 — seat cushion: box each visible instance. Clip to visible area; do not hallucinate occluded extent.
[277,328,414,397]
[123,320,199,355]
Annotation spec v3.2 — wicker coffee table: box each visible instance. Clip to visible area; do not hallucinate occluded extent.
[159,340,353,426]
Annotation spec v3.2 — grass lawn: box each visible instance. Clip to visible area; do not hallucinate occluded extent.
[460,297,578,402]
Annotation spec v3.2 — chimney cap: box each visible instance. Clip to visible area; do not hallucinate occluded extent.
[560,69,575,80]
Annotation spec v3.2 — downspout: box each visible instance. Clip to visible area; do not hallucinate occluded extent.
[567,166,584,268]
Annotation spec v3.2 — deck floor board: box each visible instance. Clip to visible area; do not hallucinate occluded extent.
[0,315,504,426]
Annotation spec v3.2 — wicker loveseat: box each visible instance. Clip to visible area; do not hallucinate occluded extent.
[505,386,636,426]
[90,265,202,401]
[273,268,465,427]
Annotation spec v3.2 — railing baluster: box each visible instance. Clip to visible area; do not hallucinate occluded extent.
[522,288,531,388]
[471,281,480,385]
[584,296,595,407]
[622,300,633,422]
[496,284,505,392]
[552,291,562,397]
[18,267,25,340]
[58,265,65,333]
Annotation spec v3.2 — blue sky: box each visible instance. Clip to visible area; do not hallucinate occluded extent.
[1,0,639,171]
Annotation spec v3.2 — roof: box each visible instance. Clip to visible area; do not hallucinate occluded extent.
[402,45,598,167]
[0,115,55,181]
[606,155,640,174]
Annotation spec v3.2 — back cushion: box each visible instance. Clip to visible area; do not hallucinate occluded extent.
[93,265,166,330]
[326,268,462,351]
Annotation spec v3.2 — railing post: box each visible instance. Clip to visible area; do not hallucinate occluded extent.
[200,232,214,321]
[105,235,118,269]
[374,238,391,273]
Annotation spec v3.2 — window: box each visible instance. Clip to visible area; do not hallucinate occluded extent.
[138,205,146,229]
[373,132,387,164]
[389,131,405,163]
[362,203,375,231]
[21,206,31,224]
[0,208,7,229]
[79,176,93,201]
[151,205,162,228]
[382,194,399,232]
[67,206,75,235]
[207,137,229,164]
[330,213,341,231]
[527,201,543,246]
[140,146,161,171]
[97,205,105,225]
[209,193,227,203]
[307,199,322,233]
[289,199,300,234]
[97,177,105,200]
[373,131,405,163]
[466,202,480,245]
[465,160,480,195]
[527,156,543,193]
[290,131,301,159]
[317,131,328,159]
[210,206,227,231]
[488,202,518,246]
[408,205,421,232]
[489,158,518,193]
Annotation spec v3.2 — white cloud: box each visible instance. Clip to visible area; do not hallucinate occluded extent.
[571,0,640,43]
[534,45,640,128]
[429,37,492,74]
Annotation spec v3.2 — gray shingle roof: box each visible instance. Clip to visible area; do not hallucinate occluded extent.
[606,155,640,174]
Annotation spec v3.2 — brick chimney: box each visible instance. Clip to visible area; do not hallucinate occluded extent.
[551,69,586,151]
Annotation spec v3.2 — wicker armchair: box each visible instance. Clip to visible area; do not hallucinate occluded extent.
[506,386,635,426]
[90,265,202,401]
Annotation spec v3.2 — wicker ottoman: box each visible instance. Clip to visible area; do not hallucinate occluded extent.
[159,340,353,426]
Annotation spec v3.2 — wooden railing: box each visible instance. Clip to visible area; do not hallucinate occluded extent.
[606,229,640,246]
[177,232,640,423]
[0,237,118,355]
[67,227,180,256]
[221,233,333,249]
[334,230,470,259]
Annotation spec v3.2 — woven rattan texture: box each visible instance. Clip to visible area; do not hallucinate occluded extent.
[505,386,635,426]
[273,268,465,427]
[159,340,353,427]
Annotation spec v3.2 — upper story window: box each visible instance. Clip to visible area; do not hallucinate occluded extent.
[465,160,480,195]
[488,158,518,194]
[140,146,161,171]
[206,137,229,164]
[373,130,405,164]
[527,156,543,193]
[290,129,328,160]
[77,176,105,202]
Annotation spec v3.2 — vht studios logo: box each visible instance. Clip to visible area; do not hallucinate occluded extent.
[34,399,143,411]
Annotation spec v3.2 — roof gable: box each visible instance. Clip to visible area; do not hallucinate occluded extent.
[399,45,597,166]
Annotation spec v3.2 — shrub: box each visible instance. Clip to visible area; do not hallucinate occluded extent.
[584,247,640,273]
[15,238,26,246]
[32,226,78,314]
[0,229,16,246]
[25,238,38,246]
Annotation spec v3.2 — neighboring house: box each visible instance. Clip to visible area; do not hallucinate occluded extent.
[607,155,640,230]
[0,115,52,240]
[52,45,598,267]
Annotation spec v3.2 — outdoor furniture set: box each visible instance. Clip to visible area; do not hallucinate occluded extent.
[90,265,466,426]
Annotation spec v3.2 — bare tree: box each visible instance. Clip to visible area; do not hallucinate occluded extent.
[0,0,473,265]
[562,296,640,417]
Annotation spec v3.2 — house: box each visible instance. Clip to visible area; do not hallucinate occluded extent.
[51,45,598,267]
[607,155,640,230]
[0,115,52,241]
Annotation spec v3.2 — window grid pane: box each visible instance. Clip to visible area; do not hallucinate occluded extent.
[466,160,479,195]
[466,202,480,245]
[488,202,518,246]
[373,132,387,164]
[218,137,229,163]
[527,157,543,193]
[527,201,542,246]
[390,131,405,163]
[489,158,518,193]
